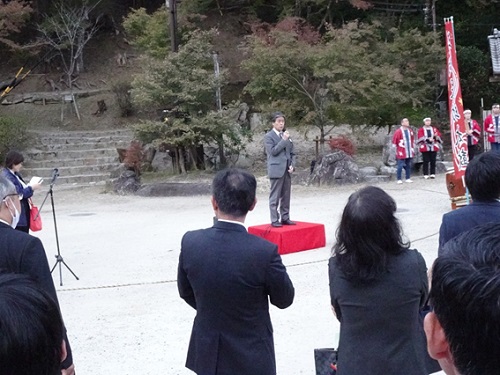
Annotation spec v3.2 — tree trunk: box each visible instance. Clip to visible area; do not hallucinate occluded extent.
[189,148,199,171]
[76,31,85,74]
[179,147,187,174]
[217,137,227,168]
[319,127,326,154]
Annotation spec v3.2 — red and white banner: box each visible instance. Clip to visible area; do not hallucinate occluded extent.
[445,17,468,178]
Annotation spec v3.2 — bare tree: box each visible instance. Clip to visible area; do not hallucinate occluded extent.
[37,0,101,88]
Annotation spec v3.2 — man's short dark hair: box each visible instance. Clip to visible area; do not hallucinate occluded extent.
[0,273,64,375]
[212,168,256,217]
[464,151,500,201]
[271,111,285,122]
[4,150,24,169]
[430,223,500,375]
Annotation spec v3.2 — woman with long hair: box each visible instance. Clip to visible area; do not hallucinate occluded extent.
[2,150,42,233]
[329,186,429,375]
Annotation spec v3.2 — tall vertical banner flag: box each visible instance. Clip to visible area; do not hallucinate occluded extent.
[445,17,468,178]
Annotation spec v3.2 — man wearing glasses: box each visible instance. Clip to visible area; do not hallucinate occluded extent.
[484,103,500,152]
[0,175,75,375]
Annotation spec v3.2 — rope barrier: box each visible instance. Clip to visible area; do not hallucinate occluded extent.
[58,231,439,292]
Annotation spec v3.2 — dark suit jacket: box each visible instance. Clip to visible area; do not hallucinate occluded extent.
[177,221,294,375]
[438,201,500,256]
[0,222,73,368]
[329,249,429,375]
[264,130,296,179]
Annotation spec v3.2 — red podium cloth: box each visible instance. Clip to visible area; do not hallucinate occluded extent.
[248,221,326,255]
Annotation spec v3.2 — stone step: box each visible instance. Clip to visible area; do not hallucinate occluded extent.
[25,156,118,169]
[25,129,133,185]
[34,139,130,152]
[31,129,133,138]
[37,133,132,143]
[22,163,118,179]
[26,148,119,161]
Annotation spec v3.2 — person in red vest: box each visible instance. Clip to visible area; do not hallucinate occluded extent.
[483,103,500,152]
[392,118,415,184]
[464,109,481,161]
[417,117,442,179]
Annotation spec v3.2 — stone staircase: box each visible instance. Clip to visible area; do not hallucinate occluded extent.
[23,129,133,185]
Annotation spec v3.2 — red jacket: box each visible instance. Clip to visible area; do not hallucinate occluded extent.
[465,119,481,145]
[392,127,415,159]
[484,114,500,143]
[417,126,442,152]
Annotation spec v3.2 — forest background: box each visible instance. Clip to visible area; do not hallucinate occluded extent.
[0,0,499,172]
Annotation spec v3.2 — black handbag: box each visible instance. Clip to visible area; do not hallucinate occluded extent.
[314,348,338,375]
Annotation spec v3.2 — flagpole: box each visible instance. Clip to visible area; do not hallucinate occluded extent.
[451,15,470,205]
[445,16,470,207]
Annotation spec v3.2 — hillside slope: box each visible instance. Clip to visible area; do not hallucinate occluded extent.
[0,12,249,131]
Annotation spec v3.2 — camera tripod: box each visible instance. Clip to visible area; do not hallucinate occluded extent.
[37,168,79,286]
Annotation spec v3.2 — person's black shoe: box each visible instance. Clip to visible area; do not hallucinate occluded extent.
[271,222,283,228]
[281,219,296,225]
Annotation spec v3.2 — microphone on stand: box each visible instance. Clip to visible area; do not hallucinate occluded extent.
[50,168,59,185]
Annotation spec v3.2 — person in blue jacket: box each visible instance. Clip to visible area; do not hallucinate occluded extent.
[2,150,42,232]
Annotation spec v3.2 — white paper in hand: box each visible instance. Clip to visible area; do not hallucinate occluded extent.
[29,176,43,185]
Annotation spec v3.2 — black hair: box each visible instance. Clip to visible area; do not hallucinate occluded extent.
[464,151,500,201]
[4,150,24,169]
[0,273,64,375]
[212,168,256,218]
[431,223,500,375]
[332,186,408,281]
[271,111,285,123]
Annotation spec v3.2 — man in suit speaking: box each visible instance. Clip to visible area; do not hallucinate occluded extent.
[264,111,297,227]
[177,168,295,375]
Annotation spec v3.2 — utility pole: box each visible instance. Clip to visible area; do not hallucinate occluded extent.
[424,0,437,33]
[166,0,178,52]
[432,0,437,33]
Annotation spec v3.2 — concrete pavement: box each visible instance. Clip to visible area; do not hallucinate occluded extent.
[34,174,450,374]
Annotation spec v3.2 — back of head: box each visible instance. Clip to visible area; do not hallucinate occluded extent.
[4,150,24,170]
[212,168,256,218]
[0,175,17,200]
[431,223,500,375]
[0,273,64,375]
[465,151,500,201]
[333,186,407,281]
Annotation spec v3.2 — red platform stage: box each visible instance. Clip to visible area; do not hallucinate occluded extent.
[248,221,326,255]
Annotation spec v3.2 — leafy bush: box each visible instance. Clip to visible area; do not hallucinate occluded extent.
[328,135,356,156]
[112,81,134,117]
[133,121,170,145]
[122,7,169,59]
[0,116,31,165]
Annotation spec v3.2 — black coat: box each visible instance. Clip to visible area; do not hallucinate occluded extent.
[0,222,73,368]
[329,249,428,375]
[177,220,295,375]
[438,200,500,256]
